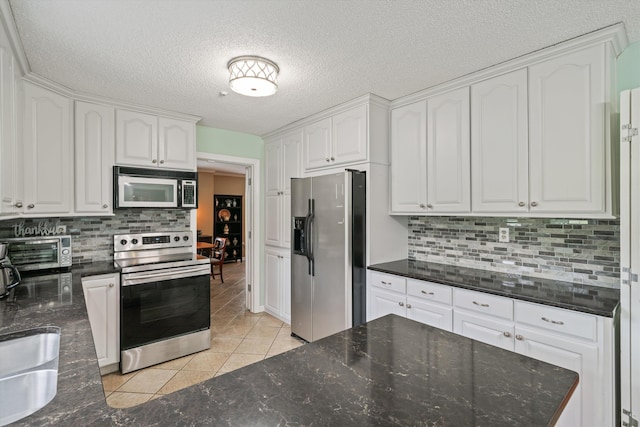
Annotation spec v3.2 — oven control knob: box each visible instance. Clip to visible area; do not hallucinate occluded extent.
[183,235,189,241]
[120,239,127,246]
[131,239,139,245]
[174,236,180,242]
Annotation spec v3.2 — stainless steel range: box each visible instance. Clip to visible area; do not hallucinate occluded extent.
[114,231,211,374]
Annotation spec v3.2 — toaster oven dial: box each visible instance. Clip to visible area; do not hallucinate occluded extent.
[131,239,138,245]
[174,236,180,242]
[183,235,189,241]
[120,239,128,246]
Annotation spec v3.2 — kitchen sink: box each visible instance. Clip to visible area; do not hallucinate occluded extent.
[0,326,60,426]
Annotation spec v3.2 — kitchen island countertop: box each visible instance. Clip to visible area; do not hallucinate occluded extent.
[1,262,577,426]
[368,259,619,317]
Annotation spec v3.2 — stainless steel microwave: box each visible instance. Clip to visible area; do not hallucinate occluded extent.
[3,235,72,271]
[113,166,198,209]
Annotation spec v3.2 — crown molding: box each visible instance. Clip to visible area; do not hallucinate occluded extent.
[0,0,30,75]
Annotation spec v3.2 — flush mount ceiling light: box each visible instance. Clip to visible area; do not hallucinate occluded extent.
[227,56,279,97]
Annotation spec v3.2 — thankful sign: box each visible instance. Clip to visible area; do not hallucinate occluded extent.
[13,221,67,237]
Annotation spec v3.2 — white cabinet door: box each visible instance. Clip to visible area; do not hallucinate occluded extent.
[282,131,302,193]
[528,44,605,213]
[471,69,529,212]
[332,104,367,165]
[75,101,114,213]
[265,194,281,246]
[265,141,282,195]
[115,109,158,167]
[453,310,514,351]
[303,118,332,170]
[427,87,470,212]
[82,274,120,370]
[369,287,406,320]
[0,23,18,215]
[515,325,598,427]
[265,249,281,314]
[282,253,291,322]
[158,117,195,170]
[407,297,453,331]
[22,82,72,215]
[390,101,428,213]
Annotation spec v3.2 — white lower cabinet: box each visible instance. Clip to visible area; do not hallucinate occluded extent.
[264,247,291,323]
[81,273,120,374]
[367,271,615,426]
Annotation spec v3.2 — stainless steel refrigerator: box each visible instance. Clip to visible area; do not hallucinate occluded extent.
[291,170,366,342]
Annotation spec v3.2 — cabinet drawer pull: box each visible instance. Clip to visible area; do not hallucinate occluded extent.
[427,204,433,208]
[419,204,425,209]
[27,204,35,209]
[541,317,564,325]
[503,331,511,338]
[159,160,165,164]
[421,290,435,295]
[515,334,524,341]
[398,302,404,307]
[530,201,538,207]
[406,304,412,309]
[381,281,391,286]
[14,202,23,208]
[152,159,157,164]
[109,283,114,288]
[325,158,330,162]
[330,157,335,161]
[518,202,525,207]
[472,301,489,307]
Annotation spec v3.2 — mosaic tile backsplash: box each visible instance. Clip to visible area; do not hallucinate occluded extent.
[0,209,190,264]
[408,216,620,288]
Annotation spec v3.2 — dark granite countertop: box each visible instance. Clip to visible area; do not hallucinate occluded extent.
[368,259,620,317]
[2,262,577,426]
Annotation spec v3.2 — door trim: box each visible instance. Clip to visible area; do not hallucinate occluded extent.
[192,152,262,313]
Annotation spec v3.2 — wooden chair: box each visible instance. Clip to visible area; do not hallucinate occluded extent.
[210,237,227,283]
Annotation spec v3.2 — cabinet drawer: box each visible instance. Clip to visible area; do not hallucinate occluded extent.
[407,279,452,305]
[370,272,406,294]
[515,301,597,341]
[454,288,513,320]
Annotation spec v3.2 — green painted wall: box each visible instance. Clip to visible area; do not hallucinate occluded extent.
[196,125,264,159]
[618,41,640,93]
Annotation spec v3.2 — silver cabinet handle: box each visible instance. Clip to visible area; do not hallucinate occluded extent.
[398,302,405,307]
[160,160,165,164]
[325,158,330,162]
[109,283,114,288]
[541,317,564,325]
[518,202,525,207]
[102,204,108,209]
[472,301,489,307]
[27,204,35,209]
[152,159,157,164]
[503,331,511,338]
[427,204,433,208]
[381,281,390,285]
[406,304,412,309]
[14,202,23,208]
[419,204,426,209]
[330,157,335,161]
[515,334,524,341]
[421,290,435,295]
[530,201,538,207]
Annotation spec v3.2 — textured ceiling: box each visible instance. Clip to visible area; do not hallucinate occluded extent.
[8,0,640,136]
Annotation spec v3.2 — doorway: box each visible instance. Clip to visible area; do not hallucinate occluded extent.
[191,152,261,313]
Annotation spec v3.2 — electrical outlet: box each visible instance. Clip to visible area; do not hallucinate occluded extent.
[499,227,509,243]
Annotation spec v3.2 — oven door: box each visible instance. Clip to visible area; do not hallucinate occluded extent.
[120,264,210,350]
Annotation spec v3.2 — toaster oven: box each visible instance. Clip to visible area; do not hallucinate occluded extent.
[3,235,72,271]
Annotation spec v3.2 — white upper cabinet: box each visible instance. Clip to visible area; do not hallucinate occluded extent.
[390,87,471,214]
[116,109,195,170]
[426,87,470,213]
[390,101,427,213]
[331,104,368,165]
[471,69,529,213]
[22,82,72,215]
[158,117,195,170]
[0,21,19,215]
[303,117,332,169]
[75,101,114,213]
[265,130,302,248]
[303,104,370,171]
[528,44,606,214]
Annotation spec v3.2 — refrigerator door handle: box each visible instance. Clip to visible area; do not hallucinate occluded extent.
[305,199,315,276]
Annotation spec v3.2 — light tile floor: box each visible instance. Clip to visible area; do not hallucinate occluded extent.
[102,261,304,408]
